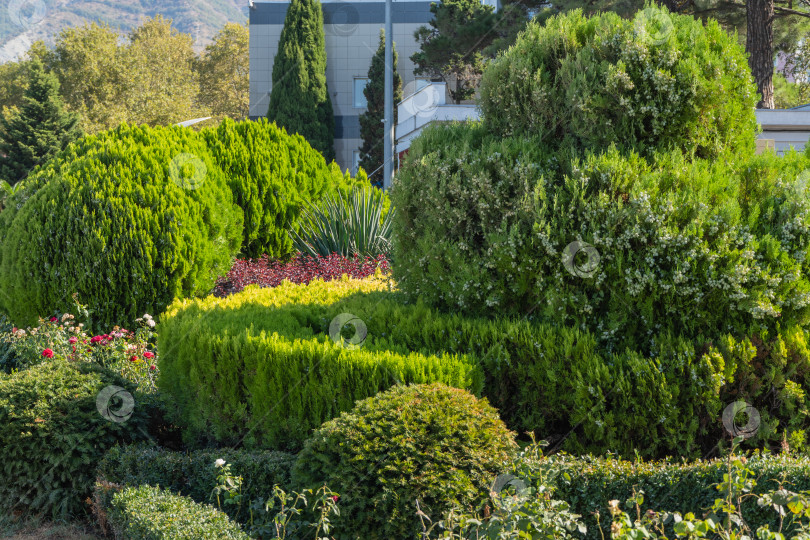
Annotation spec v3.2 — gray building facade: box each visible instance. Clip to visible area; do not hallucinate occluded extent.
[249,0,435,173]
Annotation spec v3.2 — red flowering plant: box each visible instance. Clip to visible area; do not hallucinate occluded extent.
[0,312,159,393]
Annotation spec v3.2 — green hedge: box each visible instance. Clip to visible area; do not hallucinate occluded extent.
[202,118,355,259]
[0,123,243,328]
[101,484,249,539]
[0,360,151,517]
[155,275,810,459]
[294,383,517,540]
[157,275,483,451]
[98,443,295,524]
[392,121,810,355]
[540,454,810,539]
[479,7,757,159]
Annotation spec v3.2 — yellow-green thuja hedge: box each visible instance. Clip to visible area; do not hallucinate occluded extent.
[0,124,243,328]
[157,274,483,451]
[160,275,810,458]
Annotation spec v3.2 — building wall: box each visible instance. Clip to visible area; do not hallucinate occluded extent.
[249,0,433,173]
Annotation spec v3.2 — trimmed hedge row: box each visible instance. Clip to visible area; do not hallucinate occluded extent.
[0,360,152,518]
[97,443,295,524]
[157,274,483,451]
[156,276,810,459]
[541,454,810,540]
[98,483,249,539]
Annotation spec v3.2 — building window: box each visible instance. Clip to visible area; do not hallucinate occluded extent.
[352,150,362,175]
[353,78,369,108]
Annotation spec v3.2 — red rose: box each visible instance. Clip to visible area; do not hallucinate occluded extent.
[49,316,57,322]
[331,495,339,503]
[68,337,78,344]
[41,349,54,358]
[90,335,102,344]
[129,356,137,362]
[72,346,76,352]
[143,351,155,359]
[149,365,156,371]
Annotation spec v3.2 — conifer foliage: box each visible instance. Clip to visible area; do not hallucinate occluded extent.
[0,58,81,185]
[358,30,403,187]
[267,0,335,162]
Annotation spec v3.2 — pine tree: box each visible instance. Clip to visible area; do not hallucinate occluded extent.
[358,30,402,187]
[267,0,335,162]
[0,58,81,185]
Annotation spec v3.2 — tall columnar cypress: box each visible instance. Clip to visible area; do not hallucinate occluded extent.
[358,30,402,187]
[267,0,335,162]
[0,58,82,185]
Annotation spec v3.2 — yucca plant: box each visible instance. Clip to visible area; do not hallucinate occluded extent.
[291,186,392,258]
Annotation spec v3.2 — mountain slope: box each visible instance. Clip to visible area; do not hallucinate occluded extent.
[0,0,248,63]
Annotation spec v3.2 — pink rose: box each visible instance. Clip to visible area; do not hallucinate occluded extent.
[69,337,78,344]
[143,351,155,359]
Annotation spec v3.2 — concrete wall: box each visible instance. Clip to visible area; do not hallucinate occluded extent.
[249,0,434,172]
[756,109,810,155]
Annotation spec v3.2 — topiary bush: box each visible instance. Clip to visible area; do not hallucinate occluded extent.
[292,383,517,540]
[393,121,810,354]
[157,275,482,451]
[99,484,249,540]
[98,444,296,525]
[0,124,243,329]
[479,6,757,159]
[202,118,352,259]
[0,360,151,518]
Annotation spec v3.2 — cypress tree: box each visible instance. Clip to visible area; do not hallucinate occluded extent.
[267,0,335,162]
[358,30,402,187]
[0,58,82,185]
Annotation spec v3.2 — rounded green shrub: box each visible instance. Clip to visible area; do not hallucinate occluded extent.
[292,383,516,540]
[479,7,757,159]
[202,118,368,259]
[0,360,151,517]
[393,120,810,353]
[0,124,243,328]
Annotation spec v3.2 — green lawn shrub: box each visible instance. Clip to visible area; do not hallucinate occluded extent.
[479,7,757,159]
[540,453,810,539]
[0,124,243,329]
[97,443,295,525]
[157,275,810,458]
[157,275,483,451]
[99,483,249,540]
[293,383,517,540]
[201,118,362,259]
[393,122,810,355]
[0,360,151,518]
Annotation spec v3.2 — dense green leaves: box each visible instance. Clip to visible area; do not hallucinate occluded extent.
[0,360,151,518]
[157,276,482,451]
[267,0,334,161]
[479,7,757,159]
[0,123,243,328]
[103,484,249,539]
[293,383,517,540]
[0,57,81,185]
[98,444,295,526]
[201,118,349,259]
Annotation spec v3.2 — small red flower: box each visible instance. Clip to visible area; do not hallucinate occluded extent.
[49,316,57,322]
[41,349,54,358]
[129,356,137,362]
[86,348,91,352]
[68,337,78,344]
[331,495,339,503]
[143,351,155,359]
[90,335,102,344]
[72,346,76,352]
[149,365,156,371]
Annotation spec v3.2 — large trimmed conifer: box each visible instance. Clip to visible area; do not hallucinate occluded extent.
[358,30,402,187]
[267,0,335,162]
[0,58,82,185]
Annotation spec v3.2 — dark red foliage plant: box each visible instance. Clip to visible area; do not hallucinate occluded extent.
[213,254,391,297]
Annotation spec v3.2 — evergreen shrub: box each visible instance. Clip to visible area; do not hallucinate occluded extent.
[293,383,517,540]
[0,124,243,328]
